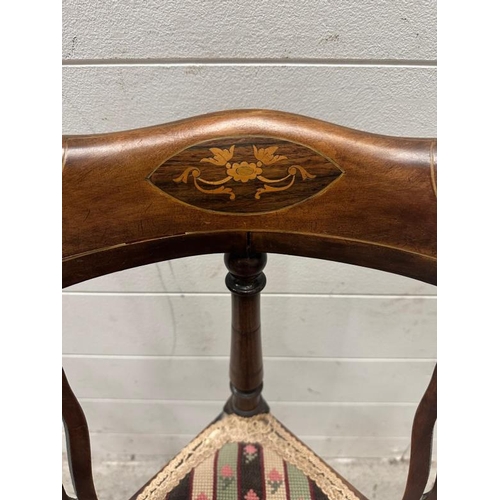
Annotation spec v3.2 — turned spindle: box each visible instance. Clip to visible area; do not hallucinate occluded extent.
[224,252,269,416]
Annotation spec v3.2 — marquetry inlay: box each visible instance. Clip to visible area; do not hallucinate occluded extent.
[148,137,344,214]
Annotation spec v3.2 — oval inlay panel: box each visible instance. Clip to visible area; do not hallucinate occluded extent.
[148,137,344,214]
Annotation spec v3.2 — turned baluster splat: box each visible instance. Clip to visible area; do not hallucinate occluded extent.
[223,251,270,416]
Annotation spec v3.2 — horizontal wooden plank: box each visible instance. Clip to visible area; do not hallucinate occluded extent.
[62,66,436,137]
[63,357,435,403]
[63,295,436,358]
[63,0,436,61]
[66,254,436,295]
[77,400,419,437]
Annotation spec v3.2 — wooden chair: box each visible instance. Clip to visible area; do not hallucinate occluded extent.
[62,109,437,500]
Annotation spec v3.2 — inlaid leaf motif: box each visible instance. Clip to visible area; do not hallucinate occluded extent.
[253,145,288,165]
[148,137,344,214]
[200,146,235,166]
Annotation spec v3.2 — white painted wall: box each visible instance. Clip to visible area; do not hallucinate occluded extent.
[62,0,436,460]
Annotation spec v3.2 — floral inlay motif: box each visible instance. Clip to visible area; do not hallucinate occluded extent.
[200,145,235,166]
[226,161,263,183]
[173,144,316,200]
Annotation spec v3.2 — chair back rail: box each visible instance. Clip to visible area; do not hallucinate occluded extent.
[62,110,437,500]
[62,109,436,288]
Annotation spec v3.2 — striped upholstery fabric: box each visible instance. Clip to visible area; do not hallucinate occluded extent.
[137,413,362,500]
[166,441,329,500]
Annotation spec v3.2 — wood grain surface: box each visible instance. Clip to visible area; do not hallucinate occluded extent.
[62,109,437,288]
[149,137,343,213]
[62,109,437,500]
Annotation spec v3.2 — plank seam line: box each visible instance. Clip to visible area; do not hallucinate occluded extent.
[78,432,415,439]
[62,355,437,361]
[62,57,437,68]
[63,292,437,299]
[76,398,418,406]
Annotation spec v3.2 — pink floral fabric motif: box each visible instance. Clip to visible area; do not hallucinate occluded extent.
[219,464,235,490]
[244,489,260,500]
[267,468,284,494]
[220,465,234,478]
[243,443,258,463]
[195,494,208,500]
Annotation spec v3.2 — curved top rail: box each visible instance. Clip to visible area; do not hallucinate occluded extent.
[62,109,436,288]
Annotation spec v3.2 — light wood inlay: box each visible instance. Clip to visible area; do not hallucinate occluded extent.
[148,137,344,214]
[430,142,437,198]
[63,110,437,286]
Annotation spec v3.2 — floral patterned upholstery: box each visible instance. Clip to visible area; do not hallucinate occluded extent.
[136,413,362,500]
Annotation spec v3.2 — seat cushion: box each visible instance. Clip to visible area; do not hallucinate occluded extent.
[137,413,363,500]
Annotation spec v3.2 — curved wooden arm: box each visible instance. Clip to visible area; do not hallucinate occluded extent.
[63,109,436,288]
[402,366,437,500]
[63,369,98,500]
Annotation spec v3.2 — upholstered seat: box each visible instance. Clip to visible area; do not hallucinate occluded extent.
[135,413,362,500]
[62,110,436,500]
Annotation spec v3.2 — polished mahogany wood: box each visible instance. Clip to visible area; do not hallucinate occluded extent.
[63,369,98,500]
[62,109,436,288]
[62,110,437,499]
[402,366,437,500]
[62,231,248,289]
[150,137,344,213]
[223,252,269,415]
